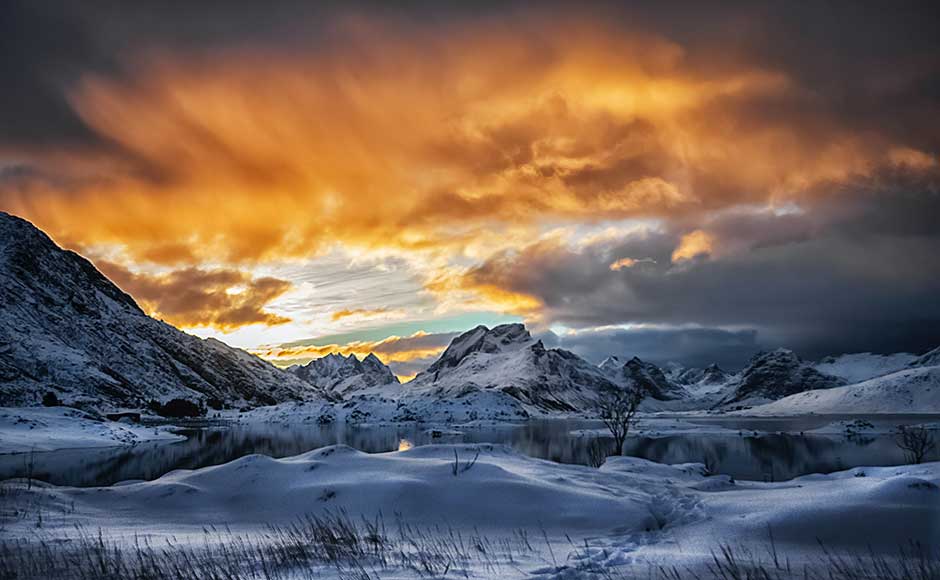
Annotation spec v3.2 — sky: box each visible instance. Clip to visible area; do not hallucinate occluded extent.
[2,1,939,378]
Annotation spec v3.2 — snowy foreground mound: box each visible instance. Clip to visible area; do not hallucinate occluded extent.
[3,445,938,577]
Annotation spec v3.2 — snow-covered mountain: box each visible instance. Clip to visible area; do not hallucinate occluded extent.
[672,364,731,399]
[0,212,320,409]
[676,364,729,388]
[618,357,687,400]
[598,356,627,376]
[909,346,940,368]
[288,353,398,396]
[813,352,916,384]
[408,324,620,412]
[597,356,687,400]
[719,349,846,407]
[741,364,940,415]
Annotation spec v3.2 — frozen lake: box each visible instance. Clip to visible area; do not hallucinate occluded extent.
[2,415,937,486]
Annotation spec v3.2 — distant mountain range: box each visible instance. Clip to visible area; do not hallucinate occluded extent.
[2,211,937,416]
[0,212,321,409]
[287,352,398,396]
[285,323,940,415]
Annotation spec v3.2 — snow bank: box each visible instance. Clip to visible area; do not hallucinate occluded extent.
[7,444,666,535]
[0,407,184,453]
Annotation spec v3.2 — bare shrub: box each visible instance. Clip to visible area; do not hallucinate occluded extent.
[586,438,612,468]
[896,425,936,464]
[451,448,480,476]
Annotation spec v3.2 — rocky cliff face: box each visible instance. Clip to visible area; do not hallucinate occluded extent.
[720,349,846,406]
[618,357,688,400]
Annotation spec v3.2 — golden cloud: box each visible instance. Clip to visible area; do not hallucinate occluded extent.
[671,230,715,263]
[425,271,544,317]
[609,257,638,270]
[1,16,920,273]
[97,261,292,331]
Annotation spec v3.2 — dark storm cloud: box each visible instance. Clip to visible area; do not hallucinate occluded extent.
[539,327,760,370]
[3,1,938,152]
[0,3,102,147]
[462,176,940,362]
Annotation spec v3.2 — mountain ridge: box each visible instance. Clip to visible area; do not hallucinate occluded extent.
[0,212,321,409]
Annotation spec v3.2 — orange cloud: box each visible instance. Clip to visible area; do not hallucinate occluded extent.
[97,261,292,331]
[425,272,543,317]
[1,16,922,273]
[671,230,715,262]
[609,257,638,270]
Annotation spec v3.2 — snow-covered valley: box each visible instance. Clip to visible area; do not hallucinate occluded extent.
[2,443,938,579]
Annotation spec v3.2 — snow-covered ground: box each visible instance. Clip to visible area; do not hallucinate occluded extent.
[2,444,937,578]
[813,351,917,383]
[739,365,940,416]
[0,407,184,453]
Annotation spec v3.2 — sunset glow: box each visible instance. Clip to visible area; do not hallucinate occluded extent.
[3,2,938,373]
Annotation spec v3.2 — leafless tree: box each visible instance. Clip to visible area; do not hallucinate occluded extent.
[896,425,936,464]
[594,386,645,455]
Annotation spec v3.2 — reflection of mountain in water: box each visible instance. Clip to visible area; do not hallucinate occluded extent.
[2,420,934,487]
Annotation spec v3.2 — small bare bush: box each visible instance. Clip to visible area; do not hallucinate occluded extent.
[896,425,936,464]
[451,448,480,476]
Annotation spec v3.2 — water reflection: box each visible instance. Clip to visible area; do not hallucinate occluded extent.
[1,417,936,487]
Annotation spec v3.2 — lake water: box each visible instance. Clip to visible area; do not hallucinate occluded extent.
[1,416,937,486]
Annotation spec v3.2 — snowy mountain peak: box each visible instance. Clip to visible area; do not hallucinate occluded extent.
[676,363,729,387]
[425,323,533,375]
[410,323,619,412]
[619,357,687,400]
[598,356,625,375]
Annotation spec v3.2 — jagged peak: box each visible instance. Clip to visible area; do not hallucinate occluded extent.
[425,322,533,374]
[746,348,801,367]
[290,350,398,391]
